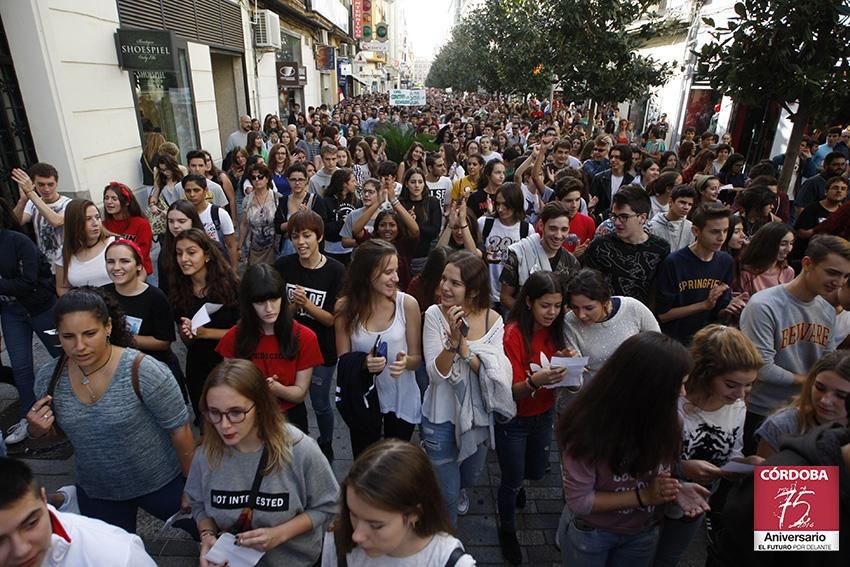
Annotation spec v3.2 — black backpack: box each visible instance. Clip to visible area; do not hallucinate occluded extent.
[334,352,381,437]
[481,216,530,241]
[209,204,230,261]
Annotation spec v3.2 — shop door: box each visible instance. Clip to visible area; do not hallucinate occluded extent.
[211,52,243,158]
[0,14,37,205]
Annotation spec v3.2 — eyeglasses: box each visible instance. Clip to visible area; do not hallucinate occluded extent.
[289,177,307,184]
[250,174,266,181]
[593,148,606,153]
[204,405,255,424]
[609,212,639,223]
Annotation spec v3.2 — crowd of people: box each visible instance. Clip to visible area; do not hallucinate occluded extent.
[1,90,850,567]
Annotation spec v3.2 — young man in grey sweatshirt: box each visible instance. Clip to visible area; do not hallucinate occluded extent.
[740,234,850,453]
[308,144,338,197]
[646,185,696,252]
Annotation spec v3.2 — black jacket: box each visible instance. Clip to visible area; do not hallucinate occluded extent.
[590,168,634,223]
[709,425,850,567]
[0,230,56,316]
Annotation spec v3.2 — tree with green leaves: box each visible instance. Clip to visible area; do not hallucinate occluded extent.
[699,0,850,193]
[541,0,672,103]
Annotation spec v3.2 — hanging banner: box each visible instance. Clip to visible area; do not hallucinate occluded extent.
[389,89,427,106]
[352,0,363,39]
[361,41,388,53]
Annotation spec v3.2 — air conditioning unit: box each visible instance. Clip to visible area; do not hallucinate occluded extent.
[320,30,329,45]
[254,9,281,50]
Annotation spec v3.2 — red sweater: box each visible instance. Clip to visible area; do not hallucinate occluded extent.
[503,323,556,416]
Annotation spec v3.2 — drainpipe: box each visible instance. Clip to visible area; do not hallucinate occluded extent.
[670,0,705,148]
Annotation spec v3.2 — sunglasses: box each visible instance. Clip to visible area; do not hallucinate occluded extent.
[251,174,266,181]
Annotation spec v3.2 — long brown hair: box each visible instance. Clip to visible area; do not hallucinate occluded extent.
[333,440,453,560]
[336,239,397,334]
[170,228,239,311]
[356,140,379,176]
[794,351,850,433]
[62,199,112,269]
[155,154,183,189]
[199,359,293,473]
[268,142,291,173]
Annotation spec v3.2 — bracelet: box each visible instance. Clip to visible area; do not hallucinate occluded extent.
[390,198,400,207]
[634,486,646,508]
[199,528,219,539]
[526,376,539,391]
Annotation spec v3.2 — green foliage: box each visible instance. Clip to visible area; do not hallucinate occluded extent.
[426,0,672,103]
[698,0,850,120]
[698,0,850,192]
[375,125,438,163]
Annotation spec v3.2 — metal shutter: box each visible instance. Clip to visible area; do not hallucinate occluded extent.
[116,0,244,52]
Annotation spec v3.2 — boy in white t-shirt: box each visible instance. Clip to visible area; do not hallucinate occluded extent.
[183,174,238,271]
[425,154,453,207]
[11,163,71,268]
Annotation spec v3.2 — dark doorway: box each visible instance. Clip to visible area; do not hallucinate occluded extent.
[0,13,38,205]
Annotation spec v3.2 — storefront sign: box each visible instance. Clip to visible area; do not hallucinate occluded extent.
[276,61,300,87]
[115,30,175,71]
[298,66,308,85]
[360,41,388,53]
[389,89,426,106]
[315,45,335,71]
[352,0,363,39]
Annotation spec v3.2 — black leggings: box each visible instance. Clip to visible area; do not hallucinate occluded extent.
[349,412,416,459]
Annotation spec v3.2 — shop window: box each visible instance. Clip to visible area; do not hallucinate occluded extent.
[131,47,199,163]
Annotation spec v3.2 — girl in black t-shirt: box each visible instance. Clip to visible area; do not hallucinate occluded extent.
[103,239,186,399]
[171,228,240,418]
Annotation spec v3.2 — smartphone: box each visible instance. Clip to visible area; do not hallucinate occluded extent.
[372,335,388,359]
[460,317,470,338]
[302,194,310,205]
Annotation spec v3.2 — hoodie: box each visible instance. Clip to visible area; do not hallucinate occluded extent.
[709,425,850,567]
[645,212,694,252]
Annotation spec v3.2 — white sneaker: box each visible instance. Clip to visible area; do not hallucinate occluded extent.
[57,486,80,514]
[457,488,470,516]
[5,419,29,445]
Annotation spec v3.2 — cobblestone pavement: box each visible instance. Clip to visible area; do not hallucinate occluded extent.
[1,335,707,566]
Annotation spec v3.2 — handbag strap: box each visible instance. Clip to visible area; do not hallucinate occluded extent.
[230,446,269,534]
[46,354,68,398]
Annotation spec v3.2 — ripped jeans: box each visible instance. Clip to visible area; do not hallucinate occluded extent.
[420,416,489,526]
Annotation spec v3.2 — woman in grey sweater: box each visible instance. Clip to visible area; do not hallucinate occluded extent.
[185,359,339,567]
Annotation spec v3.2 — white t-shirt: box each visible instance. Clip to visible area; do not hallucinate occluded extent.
[610,174,624,199]
[481,150,502,163]
[679,397,745,466]
[426,176,453,206]
[835,309,850,346]
[198,205,235,243]
[24,195,71,266]
[55,237,115,289]
[322,531,475,567]
[478,216,524,303]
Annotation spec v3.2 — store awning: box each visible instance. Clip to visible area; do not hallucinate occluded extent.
[348,74,368,86]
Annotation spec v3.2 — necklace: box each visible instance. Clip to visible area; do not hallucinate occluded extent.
[78,345,113,403]
[304,254,326,270]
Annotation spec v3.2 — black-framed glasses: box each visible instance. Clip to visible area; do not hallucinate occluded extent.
[251,174,266,181]
[289,177,307,184]
[609,212,639,223]
[204,405,255,424]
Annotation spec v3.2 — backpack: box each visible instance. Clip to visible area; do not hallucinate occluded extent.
[334,352,381,437]
[209,204,231,261]
[481,217,530,241]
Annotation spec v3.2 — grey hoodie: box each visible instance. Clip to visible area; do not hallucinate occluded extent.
[645,212,694,252]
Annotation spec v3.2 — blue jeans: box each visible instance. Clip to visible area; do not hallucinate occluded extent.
[494,409,553,530]
[77,474,195,537]
[0,301,60,419]
[310,363,335,445]
[653,513,704,567]
[420,416,489,526]
[564,520,660,567]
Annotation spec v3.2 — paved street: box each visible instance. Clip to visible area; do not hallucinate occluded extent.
[1,338,708,566]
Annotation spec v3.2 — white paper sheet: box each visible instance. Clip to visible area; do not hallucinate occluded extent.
[190,303,223,334]
[543,356,588,389]
[205,532,265,567]
[720,461,755,474]
[157,510,193,537]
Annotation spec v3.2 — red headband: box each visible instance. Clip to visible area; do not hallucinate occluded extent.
[108,238,144,259]
[106,181,132,202]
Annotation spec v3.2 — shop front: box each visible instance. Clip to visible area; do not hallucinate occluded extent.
[116,30,199,160]
[277,32,308,121]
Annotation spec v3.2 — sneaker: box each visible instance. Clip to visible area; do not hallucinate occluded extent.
[5,419,29,445]
[515,487,527,510]
[56,486,79,514]
[499,528,523,564]
[457,488,470,515]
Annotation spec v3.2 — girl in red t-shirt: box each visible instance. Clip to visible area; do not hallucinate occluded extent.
[216,264,323,433]
[102,182,153,277]
[498,271,575,563]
